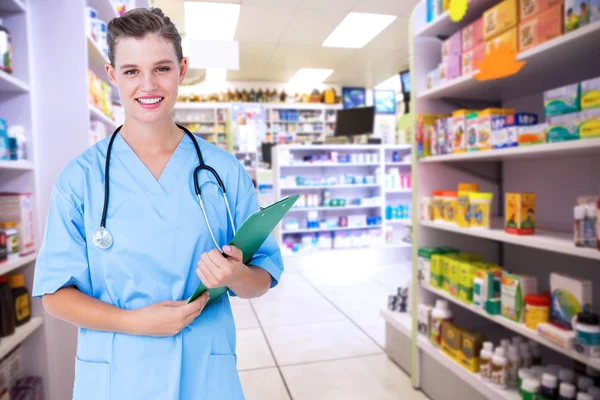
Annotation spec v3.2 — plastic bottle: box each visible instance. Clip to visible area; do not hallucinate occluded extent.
[0,18,12,74]
[430,299,452,347]
[522,377,541,400]
[584,204,597,248]
[589,386,600,400]
[520,342,533,368]
[578,393,594,400]
[575,312,600,358]
[501,338,511,353]
[480,341,494,381]
[0,275,15,337]
[519,369,535,394]
[560,368,575,385]
[8,274,30,327]
[580,377,596,392]
[540,373,559,400]
[559,383,576,400]
[507,345,521,388]
[575,205,585,247]
[529,340,543,365]
[513,336,525,346]
[492,347,508,389]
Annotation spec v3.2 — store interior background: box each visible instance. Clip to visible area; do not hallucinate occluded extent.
[2,0,600,398]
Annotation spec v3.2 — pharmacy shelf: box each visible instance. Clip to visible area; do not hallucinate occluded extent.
[0,69,29,93]
[281,184,380,191]
[89,105,118,131]
[380,308,412,337]
[417,335,520,400]
[87,35,109,70]
[88,0,118,22]
[422,284,600,370]
[385,188,412,194]
[415,0,497,38]
[419,219,600,261]
[385,219,412,225]
[0,317,43,361]
[0,0,26,13]
[418,21,600,101]
[270,121,323,124]
[280,144,381,151]
[282,225,382,234]
[289,204,382,212]
[419,139,600,163]
[0,160,34,171]
[386,161,412,166]
[0,253,37,275]
[280,163,380,168]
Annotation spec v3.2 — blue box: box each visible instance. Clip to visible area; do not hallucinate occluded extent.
[0,119,8,160]
[492,113,538,149]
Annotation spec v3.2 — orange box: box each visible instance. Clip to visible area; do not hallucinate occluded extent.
[484,0,519,40]
[520,0,563,20]
[486,27,519,54]
[462,18,485,52]
[462,43,486,76]
[518,3,563,52]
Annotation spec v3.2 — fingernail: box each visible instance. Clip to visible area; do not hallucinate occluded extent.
[223,245,230,252]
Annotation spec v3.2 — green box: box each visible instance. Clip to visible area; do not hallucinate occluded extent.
[544,83,581,117]
[546,112,581,143]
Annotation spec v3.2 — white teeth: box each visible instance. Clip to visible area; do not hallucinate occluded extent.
[138,97,163,104]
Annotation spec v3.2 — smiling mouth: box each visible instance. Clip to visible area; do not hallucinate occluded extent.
[136,97,164,105]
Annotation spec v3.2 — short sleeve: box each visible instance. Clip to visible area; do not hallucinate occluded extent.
[229,165,284,294]
[32,185,92,298]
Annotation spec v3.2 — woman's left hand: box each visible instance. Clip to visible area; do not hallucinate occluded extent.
[196,245,247,289]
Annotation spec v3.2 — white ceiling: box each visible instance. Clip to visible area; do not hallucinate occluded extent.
[154,0,416,87]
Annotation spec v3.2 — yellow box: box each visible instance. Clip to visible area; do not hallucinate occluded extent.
[455,191,472,228]
[505,193,536,235]
[430,254,444,288]
[484,0,519,40]
[459,260,476,304]
[485,27,519,54]
[451,109,477,153]
[442,321,463,363]
[460,331,485,372]
[469,192,494,229]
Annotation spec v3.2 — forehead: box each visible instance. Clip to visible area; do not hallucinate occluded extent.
[113,33,177,66]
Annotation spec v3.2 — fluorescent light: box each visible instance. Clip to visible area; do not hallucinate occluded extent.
[375,74,401,91]
[289,68,334,85]
[323,12,397,49]
[183,2,241,41]
[205,68,227,82]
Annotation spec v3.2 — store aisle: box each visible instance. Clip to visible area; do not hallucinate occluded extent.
[232,256,426,400]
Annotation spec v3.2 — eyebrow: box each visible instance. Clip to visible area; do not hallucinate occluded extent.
[120,59,175,70]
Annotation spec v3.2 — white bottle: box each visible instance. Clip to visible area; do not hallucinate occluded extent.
[430,299,452,347]
[507,345,521,388]
[480,341,494,381]
[513,336,525,346]
[559,383,576,399]
[520,343,532,368]
[500,338,511,352]
[492,347,508,389]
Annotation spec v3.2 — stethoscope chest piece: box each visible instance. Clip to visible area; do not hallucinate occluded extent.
[93,227,113,249]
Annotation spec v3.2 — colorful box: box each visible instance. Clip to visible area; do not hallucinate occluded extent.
[478,108,515,151]
[416,113,438,157]
[439,54,461,84]
[546,112,581,142]
[427,67,440,90]
[484,0,519,40]
[520,0,563,20]
[0,119,8,161]
[581,77,600,110]
[505,192,536,235]
[486,26,518,54]
[492,113,538,148]
[591,0,600,21]
[418,248,440,286]
[501,273,538,322]
[459,260,476,304]
[462,18,485,52]
[550,273,593,330]
[565,0,590,32]
[519,3,563,52]
[462,42,486,76]
[442,30,462,59]
[460,331,485,372]
[544,83,580,117]
[466,112,480,152]
[517,123,547,145]
[580,107,600,138]
[441,321,464,362]
[448,256,461,297]
[0,193,35,256]
[451,109,476,153]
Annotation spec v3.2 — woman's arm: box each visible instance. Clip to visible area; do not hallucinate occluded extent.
[42,287,209,337]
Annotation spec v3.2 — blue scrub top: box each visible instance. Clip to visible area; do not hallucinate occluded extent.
[33,133,284,400]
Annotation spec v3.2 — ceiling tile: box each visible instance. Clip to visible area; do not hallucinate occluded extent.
[235,6,296,42]
[352,0,419,17]
[238,41,278,69]
[241,0,300,7]
[298,0,359,12]
[266,44,354,72]
[279,8,348,45]
[326,68,373,87]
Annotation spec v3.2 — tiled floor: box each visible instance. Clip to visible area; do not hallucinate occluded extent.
[233,254,429,400]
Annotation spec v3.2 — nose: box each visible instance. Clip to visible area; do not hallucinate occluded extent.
[141,72,158,92]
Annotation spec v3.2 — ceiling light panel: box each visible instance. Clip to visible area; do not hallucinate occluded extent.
[322,12,397,49]
[183,2,241,40]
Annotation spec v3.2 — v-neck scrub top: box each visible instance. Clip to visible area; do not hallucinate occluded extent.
[33,133,284,400]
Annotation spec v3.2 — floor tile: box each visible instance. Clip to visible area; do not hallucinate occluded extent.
[280,354,427,400]
[230,297,260,330]
[239,368,290,400]
[236,328,276,371]
[261,272,322,301]
[316,281,393,319]
[350,313,387,348]
[251,294,347,327]
[263,320,382,366]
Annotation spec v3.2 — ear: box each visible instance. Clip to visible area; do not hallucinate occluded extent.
[178,58,188,84]
[105,63,118,88]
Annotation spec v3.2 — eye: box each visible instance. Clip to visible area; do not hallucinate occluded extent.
[157,66,170,72]
[124,69,138,76]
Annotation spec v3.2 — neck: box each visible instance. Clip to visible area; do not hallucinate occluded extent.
[120,116,183,154]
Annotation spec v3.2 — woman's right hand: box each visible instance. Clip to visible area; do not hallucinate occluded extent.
[131,292,210,337]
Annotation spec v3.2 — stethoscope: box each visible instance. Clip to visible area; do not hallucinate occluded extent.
[92,124,236,251]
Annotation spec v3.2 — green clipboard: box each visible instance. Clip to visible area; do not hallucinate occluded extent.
[187,193,299,305]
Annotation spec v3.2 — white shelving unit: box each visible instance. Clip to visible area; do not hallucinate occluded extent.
[378,2,600,400]
[173,102,232,151]
[267,103,341,144]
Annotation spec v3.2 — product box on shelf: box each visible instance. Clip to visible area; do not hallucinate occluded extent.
[478,108,515,151]
[564,0,590,32]
[486,26,518,54]
[462,18,485,52]
[484,0,519,40]
[462,43,486,76]
[544,82,581,117]
[0,193,34,256]
[0,119,8,161]
[451,110,476,153]
[518,3,563,53]
[458,259,476,303]
[517,123,547,145]
[550,272,593,330]
[501,273,538,322]
[0,347,21,391]
[592,0,600,21]
[537,322,576,349]
[521,0,563,20]
[426,67,440,90]
[438,55,461,84]
[466,112,479,152]
[580,107,600,138]
[418,304,433,336]
[581,77,600,110]
[418,248,439,285]
[442,31,462,59]
[546,112,582,142]
[416,114,438,157]
[460,330,485,372]
[505,192,536,235]
[441,321,464,362]
[492,113,538,149]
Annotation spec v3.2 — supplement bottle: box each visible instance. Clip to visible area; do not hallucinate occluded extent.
[519,369,535,395]
[492,347,508,389]
[8,274,30,327]
[558,383,576,400]
[575,205,585,247]
[507,345,521,388]
[480,341,494,381]
[575,312,600,358]
[501,338,511,352]
[540,373,558,400]
[430,299,452,347]
[0,18,12,74]
[522,378,541,400]
[0,275,14,337]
